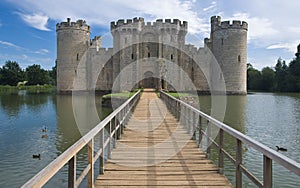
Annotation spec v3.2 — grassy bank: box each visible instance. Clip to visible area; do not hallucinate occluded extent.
[0,85,55,94]
[165,92,191,98]
[102,89,141,99]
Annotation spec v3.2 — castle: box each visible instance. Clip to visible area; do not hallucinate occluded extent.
[56,16,248,94]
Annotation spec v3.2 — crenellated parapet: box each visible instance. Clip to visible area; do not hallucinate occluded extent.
[56,18,90,32]
[110,17,144,31]
[211,16,247,32]
[110,17,187,33]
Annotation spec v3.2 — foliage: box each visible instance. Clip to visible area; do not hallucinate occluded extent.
[49,61,57,85]
[261,67,275,91]
[0,85,55,94]
[0,60,56,87]
[103,91,135,99]
[165,92,191,98]
[26,64,50,85]
[247,66,262,90]
[247,45,300,92]
[0,61,25,86]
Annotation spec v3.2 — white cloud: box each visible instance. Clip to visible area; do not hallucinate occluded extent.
[34,49,49,55]
[226,13,278,43]
[17,13,50,31]
[0,40,50,56]
[203,1,216,12]
[0,53,54,69]
[5,0,300,69]
[0,40,23,49]
[267,42,300,53]
[8,0,205,34]
[288,27,300,34]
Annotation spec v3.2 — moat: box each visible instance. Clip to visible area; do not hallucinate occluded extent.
[0,92,300,187]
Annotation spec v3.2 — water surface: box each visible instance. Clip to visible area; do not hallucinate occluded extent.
[0,92,300,187]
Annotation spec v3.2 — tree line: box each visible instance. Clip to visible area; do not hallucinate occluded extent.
[247,49,300,92]
[0,60,56,86]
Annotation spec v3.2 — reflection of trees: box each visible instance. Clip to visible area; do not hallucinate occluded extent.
[0,94,24,115]
[55,94,113,155]
[0,92,51,116]
[55,95,82,155]
[204,95,246,184]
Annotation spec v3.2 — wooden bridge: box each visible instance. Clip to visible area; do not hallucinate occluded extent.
[22,89,300,188]
[95,89,231,187]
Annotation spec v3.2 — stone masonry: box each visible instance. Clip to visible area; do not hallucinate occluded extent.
[56,16,248,94]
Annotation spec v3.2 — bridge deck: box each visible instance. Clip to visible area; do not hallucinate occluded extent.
[95,89,232,187]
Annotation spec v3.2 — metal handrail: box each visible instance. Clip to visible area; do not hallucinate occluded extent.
[160,90,300,188]
[22,90,141,188]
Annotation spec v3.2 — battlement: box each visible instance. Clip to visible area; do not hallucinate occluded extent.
[56,18,90,32]
[184,44,199,54]
[211,16,247,31]
[110,17,187,31]
[97,47,113,54]
[111,17,144,30]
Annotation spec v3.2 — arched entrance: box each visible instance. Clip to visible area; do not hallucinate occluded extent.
[142,71,158,88]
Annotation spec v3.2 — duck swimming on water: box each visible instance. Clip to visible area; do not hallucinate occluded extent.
[41,134,48,139]
[32,154,41,159]
[42,127,47,132]
[276,146,287,151]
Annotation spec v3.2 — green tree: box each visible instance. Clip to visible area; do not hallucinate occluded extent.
[26,64,50,85]
[0,61,25,86]
[49,61,57,85]
[287,51,300,92]
[261,67,275,91]
[247,64,262,90]
[274,58,288,91]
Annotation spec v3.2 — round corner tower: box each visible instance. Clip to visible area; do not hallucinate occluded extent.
[210,16,248,94]
[56,18,90,92]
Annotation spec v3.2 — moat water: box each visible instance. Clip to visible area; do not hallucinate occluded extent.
[0,91,299,187]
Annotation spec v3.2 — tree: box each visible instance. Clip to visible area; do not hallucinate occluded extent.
[0,61,25,86]
[261,67,275,91]
[287,53,300,92]
[26,64,50,85]
[247,64,262,90]
[49,61,57,85]
[274,58,288,91]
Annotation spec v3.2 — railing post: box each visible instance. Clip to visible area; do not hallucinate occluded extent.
[206,120,211,159]
[176,101,180,119]
[114,117,118,140]
[118,113,122,139]
[263,155,273,188]
[188,108,194,135]
[198,116,202,147]
[184,106,188,130]
[218,129,224,174]
[192,111,196,140]
[99,129,104,175]
[88,138,94,188]
[68,156,76,188]
[108,121,112,158]
[120,109,124,134]
[236,139,242,188]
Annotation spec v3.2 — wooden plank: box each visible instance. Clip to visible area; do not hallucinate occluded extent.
[95,91,232,188]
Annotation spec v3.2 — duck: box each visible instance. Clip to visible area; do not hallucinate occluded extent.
[276,146,287,151]
[41,134,48,139]
[32,154,41,159]
[42,127,47,132]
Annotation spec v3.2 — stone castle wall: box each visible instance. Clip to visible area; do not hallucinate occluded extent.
[56,16,248,94]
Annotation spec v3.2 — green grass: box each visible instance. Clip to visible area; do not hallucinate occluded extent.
[102,89,141,99]
[0,85,55,94]
[165,92,191,98]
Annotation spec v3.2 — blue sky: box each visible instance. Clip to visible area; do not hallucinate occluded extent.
[0,0,299,70]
